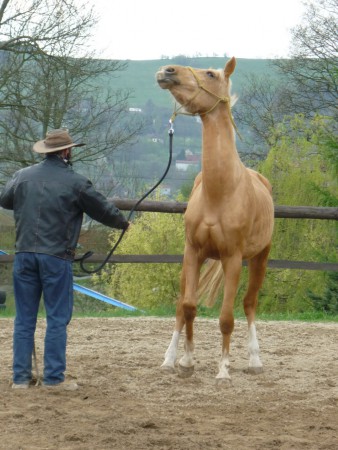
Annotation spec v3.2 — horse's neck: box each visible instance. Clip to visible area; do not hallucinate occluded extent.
[200,112,244,199]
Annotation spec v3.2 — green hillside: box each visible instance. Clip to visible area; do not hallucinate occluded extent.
[101,57,277,109]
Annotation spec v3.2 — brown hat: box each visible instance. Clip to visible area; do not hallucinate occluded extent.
[33,129,85,154]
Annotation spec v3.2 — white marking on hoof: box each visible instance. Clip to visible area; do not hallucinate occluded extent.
[178,338,194,371]
[248,323,263,372]
[215,377,232,387]
[160,362,176,373]
[161,330,180,372]
[216,354,231,380]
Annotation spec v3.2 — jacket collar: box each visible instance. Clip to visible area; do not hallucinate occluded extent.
[44,154,71,168]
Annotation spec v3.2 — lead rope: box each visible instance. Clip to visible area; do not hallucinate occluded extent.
[78,121,174,275]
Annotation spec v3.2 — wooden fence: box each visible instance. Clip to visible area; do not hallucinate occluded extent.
[0,199,337,271]
[112,199,338,220]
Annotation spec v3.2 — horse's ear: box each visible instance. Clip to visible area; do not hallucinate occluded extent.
[224,57,236,78]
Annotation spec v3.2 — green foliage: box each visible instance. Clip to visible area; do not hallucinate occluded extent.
[258,114,337,313]
[261,114,337,204]
[178,176,197,201]
[95,210,185,309]
[308,272,338,314]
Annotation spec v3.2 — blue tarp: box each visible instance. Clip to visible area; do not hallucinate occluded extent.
[73,283,138,311]
[0,250,138,311]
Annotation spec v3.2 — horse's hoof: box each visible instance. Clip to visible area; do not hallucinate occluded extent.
[246,366,264,375]
[178,364,194,378]
[161,363,176,374]
[215,377,232,387]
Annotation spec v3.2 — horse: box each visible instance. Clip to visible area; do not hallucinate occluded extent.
[156,57,274,382]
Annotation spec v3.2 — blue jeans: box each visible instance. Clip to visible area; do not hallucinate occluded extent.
[13,252,73,385]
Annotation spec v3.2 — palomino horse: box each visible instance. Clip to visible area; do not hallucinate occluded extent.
[156,57,274,382]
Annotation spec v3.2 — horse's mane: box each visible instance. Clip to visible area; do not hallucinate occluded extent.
[227,78,238,108]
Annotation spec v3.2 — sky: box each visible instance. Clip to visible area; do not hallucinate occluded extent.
[89,0,307,60]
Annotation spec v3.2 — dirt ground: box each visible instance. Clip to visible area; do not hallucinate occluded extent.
[0,317,337,450]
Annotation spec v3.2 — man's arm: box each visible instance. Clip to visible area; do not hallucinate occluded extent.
[0,176,16,210]
[78,179,129,230]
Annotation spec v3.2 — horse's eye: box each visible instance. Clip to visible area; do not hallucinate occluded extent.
[206,71,215,78]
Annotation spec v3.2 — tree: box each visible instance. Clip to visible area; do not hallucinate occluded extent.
[233,0,337,157]
[233,73,293,153]
[257,114,337,313]
[0,0,95,56]
[309,271,338,314]
[273,0,338,121]
[0,0,143,190]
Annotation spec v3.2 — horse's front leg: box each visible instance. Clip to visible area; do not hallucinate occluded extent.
[161,279,185,372]
[217,254,242,382]
[161,259,189,372]
[162,246,201,376]
[244,245,271,374]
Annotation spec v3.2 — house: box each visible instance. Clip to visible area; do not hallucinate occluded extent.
[175,150,200,172]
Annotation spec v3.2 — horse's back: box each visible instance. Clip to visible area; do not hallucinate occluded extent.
[247,168,273,196]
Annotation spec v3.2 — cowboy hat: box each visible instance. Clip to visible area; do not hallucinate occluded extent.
[33,129,85,154]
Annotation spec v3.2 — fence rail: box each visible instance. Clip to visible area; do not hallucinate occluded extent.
[1,201,337,271]
[0,254,337,271]
[111,199,338,220]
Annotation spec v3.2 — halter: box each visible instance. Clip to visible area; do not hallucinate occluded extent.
[170,67,242,140]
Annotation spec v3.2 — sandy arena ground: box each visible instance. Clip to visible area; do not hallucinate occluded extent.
[0,317,337,450]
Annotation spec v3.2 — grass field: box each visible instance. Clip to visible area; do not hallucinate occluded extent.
[1,289,337,322]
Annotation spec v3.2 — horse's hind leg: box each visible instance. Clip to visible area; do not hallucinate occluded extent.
[178,249,202,377]
[244,244,271,374]
[217,254,243,382]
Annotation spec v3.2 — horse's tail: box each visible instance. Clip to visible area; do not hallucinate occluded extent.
[198,260,224,307]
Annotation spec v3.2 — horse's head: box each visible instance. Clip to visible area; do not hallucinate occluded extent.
[156,57,236,116]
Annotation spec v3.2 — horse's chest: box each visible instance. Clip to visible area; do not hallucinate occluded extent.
[185,212,243,256]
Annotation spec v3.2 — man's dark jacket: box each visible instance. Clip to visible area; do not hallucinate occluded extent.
[0,155,129,260]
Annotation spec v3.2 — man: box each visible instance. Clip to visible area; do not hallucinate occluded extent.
[0,129,130,390]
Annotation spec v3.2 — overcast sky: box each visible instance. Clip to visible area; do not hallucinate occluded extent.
[88,0,307,60]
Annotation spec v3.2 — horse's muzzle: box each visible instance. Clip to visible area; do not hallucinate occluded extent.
[156,69,180,87]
